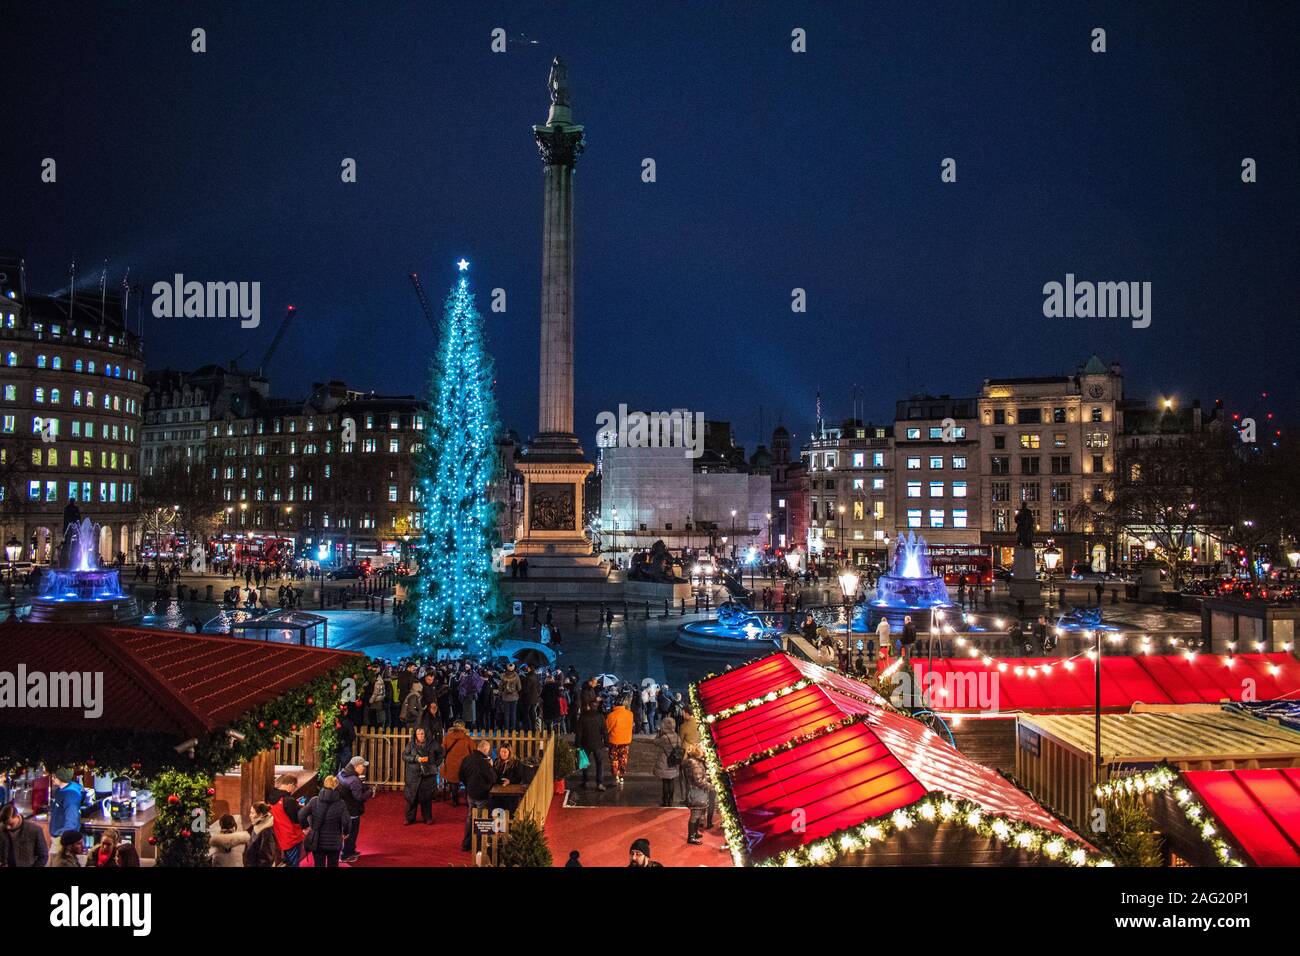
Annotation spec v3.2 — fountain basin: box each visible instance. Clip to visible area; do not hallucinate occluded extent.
[26,544,140,624]
[676,602,783,652]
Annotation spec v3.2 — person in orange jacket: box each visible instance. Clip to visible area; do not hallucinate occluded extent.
[605,696,635,788]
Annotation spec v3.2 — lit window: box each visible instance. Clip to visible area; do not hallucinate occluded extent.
[929,509,945,528]
[953,509,968,528]
[907,509,922,528]
[953,481,967,498]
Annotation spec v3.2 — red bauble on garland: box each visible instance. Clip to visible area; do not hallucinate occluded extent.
[167,794,180,805]
[180,829,192,838]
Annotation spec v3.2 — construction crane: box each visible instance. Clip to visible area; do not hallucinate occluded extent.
[258,305,299,376]
[408,272,440,337]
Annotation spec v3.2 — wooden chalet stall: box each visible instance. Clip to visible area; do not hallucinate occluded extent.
[1015,709,1300,832]
[693,652,1103,867]
[912,653,1300,774]
[0,623,361,860]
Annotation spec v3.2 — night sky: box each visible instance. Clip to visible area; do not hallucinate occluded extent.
[6,1,1298,450]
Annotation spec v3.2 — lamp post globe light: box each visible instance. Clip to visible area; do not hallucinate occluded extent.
[837,567,860,668]
[1042,539,1062,607]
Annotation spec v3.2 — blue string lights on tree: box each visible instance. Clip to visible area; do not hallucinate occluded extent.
[414,259,507,655]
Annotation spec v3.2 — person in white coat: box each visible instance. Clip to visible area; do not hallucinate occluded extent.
[875,616,891,659]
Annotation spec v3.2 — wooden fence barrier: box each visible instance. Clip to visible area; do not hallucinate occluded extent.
[470,731,556,866]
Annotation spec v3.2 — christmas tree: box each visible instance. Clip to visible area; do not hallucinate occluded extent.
[414,260,506,655]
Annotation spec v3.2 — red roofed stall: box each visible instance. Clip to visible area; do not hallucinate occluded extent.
[0,623,362,859]
[693,653,1100,867]
[906,653,1300,772]
[1154,768,1300,867]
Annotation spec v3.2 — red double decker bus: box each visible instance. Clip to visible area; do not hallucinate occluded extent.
[927,544,993,586]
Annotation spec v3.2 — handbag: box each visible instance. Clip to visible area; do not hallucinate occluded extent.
[577,748,590,771]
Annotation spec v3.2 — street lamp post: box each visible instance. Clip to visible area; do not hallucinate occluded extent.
[1042,539,1062,609]
[1092,629,1103,791]
[611,508,618,568]
[5,536,22,621]
[838,568,859,670]
[766,512,773,580]
[730,509,737,561]
[837,504,846,567]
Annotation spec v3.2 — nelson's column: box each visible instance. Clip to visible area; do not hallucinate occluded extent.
[513,58,604,579]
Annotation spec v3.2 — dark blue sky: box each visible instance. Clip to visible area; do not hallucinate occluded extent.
[6,1,1297,450]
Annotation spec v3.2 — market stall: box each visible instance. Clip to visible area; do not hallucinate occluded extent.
[692,652,1101,867]
[910,653,1300,773]
[1016,709,1300,831]
[0,622,361,864]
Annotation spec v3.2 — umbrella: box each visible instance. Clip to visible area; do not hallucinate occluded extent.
[512,647,550,667]
[593,673,621,689]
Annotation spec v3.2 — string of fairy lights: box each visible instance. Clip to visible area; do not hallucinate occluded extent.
[870,607,1290,684]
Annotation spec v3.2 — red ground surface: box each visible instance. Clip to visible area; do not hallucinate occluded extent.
[544,798,733,867]
[315,790,730,868]
[336,792,471,867]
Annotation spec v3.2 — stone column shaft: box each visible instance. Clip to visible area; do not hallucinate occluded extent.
[538,162,575,437]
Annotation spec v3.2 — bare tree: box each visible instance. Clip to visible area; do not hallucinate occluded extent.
[1112,431,1234,586]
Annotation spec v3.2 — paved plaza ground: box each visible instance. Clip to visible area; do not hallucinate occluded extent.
[88,571,1206,690]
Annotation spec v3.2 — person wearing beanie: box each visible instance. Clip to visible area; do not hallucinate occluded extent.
[628,837,661,867]
[336,757,373,863]
[48,768,84,841]
[565,849,582,868]
[51,829,83,867]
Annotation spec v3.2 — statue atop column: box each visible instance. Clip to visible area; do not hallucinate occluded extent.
[1014,502,1035,549]
[548,57,570,107]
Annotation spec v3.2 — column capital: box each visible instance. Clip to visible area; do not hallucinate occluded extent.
[533,125,585,168]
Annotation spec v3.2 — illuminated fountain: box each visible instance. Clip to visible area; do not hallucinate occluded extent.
[858,530,951,630]
[26,518,140,624]
[676,600,784,653]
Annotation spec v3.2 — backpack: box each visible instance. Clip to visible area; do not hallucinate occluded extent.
[667,743,685,767]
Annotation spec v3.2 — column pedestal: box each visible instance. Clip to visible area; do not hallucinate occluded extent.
[1008,546,1042,606]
